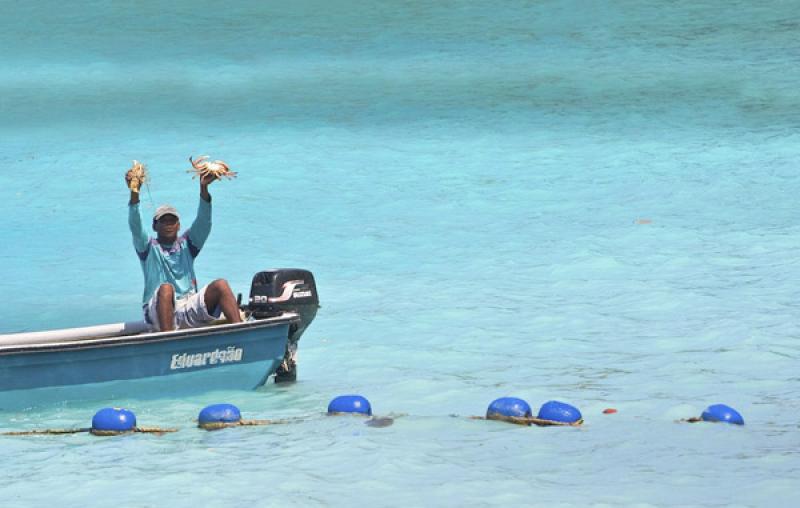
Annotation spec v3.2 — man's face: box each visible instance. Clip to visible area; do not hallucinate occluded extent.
[154,214,180,242]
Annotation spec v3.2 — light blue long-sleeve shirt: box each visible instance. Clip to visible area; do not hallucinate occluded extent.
[128,198,212,304]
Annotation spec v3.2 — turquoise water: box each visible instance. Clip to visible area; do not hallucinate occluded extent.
[2,0,800,505]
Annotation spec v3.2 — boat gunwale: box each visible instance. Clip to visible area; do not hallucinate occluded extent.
[0,313,299,356]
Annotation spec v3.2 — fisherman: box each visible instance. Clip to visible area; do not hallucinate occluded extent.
[125,162,242,332]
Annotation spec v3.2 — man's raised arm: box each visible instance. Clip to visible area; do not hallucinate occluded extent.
[187,174,215,254]
[125,165,149,254]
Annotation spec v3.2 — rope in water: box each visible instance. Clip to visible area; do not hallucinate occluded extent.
[3,426,178,436]
[198,417,299,431]
[0,399,742,437]
[513,416,584,427]
[471,415,584,427]
[2,428,88,436]
[199,419,279,431]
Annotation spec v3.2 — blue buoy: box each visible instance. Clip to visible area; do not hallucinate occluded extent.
[486,397,532,420]
[198,404,242,429]
[328,395,372,416]
[701,404,744,425]
[537,400,582,424]
[91,407,137,434]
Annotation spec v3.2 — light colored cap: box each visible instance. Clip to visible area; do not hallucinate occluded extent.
[153,205,180,221]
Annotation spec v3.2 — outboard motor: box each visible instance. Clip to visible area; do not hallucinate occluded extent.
[247,269,319,383]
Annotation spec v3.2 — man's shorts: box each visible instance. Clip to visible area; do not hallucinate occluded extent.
[143,284,222,332]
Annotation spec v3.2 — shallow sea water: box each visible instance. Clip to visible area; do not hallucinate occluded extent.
[1,1,799,506]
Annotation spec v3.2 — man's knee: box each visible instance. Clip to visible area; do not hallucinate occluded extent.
[208,279,234,297]
[210,279,231,291]
[157,284,175,301]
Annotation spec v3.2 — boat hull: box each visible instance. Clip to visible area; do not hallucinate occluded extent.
[0,317,294,409]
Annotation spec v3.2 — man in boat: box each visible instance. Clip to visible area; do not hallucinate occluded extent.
[125,165,243,332]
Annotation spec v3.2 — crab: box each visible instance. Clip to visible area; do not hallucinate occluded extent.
[126,160,148,193]
[187,155,237,180]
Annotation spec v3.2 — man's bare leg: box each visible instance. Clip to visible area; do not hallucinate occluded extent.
[204,279,243,324]
[156,283,176,331]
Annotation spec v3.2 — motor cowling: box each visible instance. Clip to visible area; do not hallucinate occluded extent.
[247,269,319,344]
